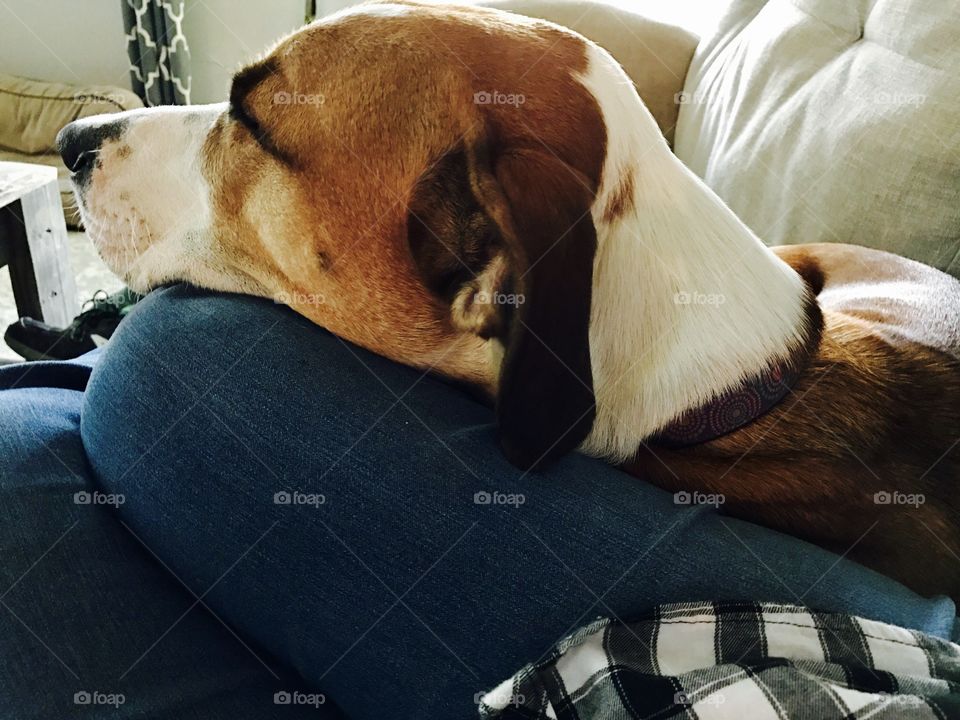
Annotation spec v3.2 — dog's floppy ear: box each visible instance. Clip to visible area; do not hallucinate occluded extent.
[408,142,597,470]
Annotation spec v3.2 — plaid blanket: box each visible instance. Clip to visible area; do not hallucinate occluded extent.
[478,602,960,720]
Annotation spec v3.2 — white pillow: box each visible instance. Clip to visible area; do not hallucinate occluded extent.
[674,0,960,276]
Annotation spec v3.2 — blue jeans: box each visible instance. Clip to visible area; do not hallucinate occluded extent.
[0,284,954,720]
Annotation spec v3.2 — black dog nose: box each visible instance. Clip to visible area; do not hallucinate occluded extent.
[56,118,127,176]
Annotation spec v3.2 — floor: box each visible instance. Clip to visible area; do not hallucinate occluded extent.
[0,231,123,363]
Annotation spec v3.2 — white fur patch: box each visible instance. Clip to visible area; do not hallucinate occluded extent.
[577,43,811,461]
[74,103,258,295]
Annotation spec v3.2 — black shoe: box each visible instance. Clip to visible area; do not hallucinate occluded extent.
[3,288,142,361]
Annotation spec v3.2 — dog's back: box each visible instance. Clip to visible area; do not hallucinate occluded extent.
[627,243,960,597]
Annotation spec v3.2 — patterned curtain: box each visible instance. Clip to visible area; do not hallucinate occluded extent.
[121,0,192,106]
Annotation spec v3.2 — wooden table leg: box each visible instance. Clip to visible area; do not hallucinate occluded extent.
[0,178,77,328]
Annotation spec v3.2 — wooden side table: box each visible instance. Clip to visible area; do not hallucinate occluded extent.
[0,161,77,328]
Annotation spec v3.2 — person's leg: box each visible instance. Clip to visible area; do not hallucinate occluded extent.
[0,355,342,719]
[82,285,956,720]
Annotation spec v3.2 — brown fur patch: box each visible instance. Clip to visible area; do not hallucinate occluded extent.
[601,169,636,224]
[775,245,826,296]
[201,1,606,392]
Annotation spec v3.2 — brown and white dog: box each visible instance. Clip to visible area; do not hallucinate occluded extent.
[58,1,960,597]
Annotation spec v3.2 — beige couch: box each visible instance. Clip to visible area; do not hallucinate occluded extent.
[0,73,143,228]
[676,0,960,277]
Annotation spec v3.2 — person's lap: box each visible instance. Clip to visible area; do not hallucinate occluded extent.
[1,284,955,720]
[0,353,342,719]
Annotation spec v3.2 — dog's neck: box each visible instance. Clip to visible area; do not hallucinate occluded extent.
[579,47,819,461]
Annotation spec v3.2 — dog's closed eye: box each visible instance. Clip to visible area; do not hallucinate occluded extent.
[228,59,294,165]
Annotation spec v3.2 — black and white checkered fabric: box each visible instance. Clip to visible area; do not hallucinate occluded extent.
[478,602,960,719]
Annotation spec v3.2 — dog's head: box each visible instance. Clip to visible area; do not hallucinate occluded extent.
[60,1,664,469]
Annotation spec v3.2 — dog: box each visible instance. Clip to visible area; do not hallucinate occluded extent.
[58,1,960,598]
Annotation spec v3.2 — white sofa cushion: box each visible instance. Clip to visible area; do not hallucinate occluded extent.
[674,0,960,276]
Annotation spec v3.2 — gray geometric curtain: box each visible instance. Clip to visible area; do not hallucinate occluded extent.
[121,0,192,106]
